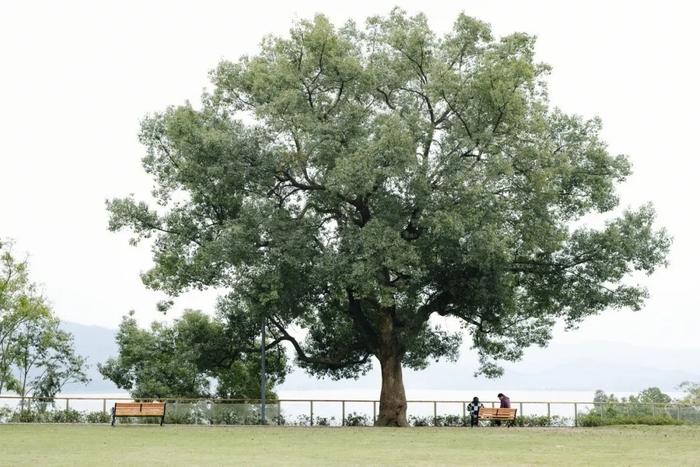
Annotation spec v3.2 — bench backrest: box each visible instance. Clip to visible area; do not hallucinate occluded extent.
[114,402,166,416]
[478,407,517,419]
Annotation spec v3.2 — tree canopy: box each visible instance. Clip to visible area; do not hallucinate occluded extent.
[108,9,670,425]
[99,309,287,400]
[0,239,89,402]
[678,382,700,406]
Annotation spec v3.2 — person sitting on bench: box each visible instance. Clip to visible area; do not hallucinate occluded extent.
[495,392,511,426]
[498,393,511,408]
[467,396,484,427]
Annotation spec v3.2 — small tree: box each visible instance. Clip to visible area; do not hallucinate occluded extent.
[678,382,700,405]
[638,387,671,404]
[99,310,287,400]
[0,240,47,395]
[592,387,673,417]
[1,239,89,404]
[108,10,670,425]
[13,315,89,408]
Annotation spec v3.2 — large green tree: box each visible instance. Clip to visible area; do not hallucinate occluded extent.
[108,10,670,426]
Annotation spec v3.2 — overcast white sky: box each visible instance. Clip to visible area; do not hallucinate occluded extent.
[1,0,698,352]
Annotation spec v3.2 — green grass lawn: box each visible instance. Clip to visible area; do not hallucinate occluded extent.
[1,424,698,466]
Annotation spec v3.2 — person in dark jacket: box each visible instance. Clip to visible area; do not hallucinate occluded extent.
[495,393,511,426]
[466,396,484,427]
[497,393,511,408]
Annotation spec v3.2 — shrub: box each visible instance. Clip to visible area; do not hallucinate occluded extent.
[50,409,84,423]
[443,415,469,427]
[244,414,262,425]
[579,414,683,427]
[314,416,336,426]
[6,409,86,423]
[0,406,13,423]
[8,409,80,423]
[271,414,286,425]
[548,415,572,427]
[10,410,46,423]
[164,404,197,424]
[85,411,111,424]
[409,414,573,427]
[344,412,370,426]
[514,415,553,427]
[293,414,311,426]
[207,402,271,425]
[408,415,431,427]
[408,415,470,427]
[210,409,241,425]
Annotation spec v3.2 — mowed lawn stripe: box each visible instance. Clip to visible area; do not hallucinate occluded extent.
[0,425,698,466]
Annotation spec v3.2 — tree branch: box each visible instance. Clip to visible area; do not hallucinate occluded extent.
[267,316,371,368]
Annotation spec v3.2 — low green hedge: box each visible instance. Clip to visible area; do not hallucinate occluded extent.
[407,414,571,427]
[3,409,111,424]
[578,414,683,427]
[515,415,572,427]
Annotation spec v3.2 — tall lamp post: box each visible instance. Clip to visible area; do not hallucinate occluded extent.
[260,317,266,425]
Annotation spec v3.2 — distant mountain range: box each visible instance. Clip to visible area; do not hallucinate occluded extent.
[59,321,700,395]
[59,321,121,393]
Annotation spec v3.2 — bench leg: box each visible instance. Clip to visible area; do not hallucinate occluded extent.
[160,415,165,426]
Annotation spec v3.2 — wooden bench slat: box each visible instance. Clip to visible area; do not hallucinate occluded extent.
[477,407,517,425]
[114,409,143,415]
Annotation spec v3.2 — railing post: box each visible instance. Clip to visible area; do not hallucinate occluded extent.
[652,403,655,416]
[677,404,681,421]
[373,401,377,425]
[278,401,282,425]
[462,402,466,419]
[66,398,70,411]
[103,399,107,414]
[342,401,345,426]
[547,402,550,418]
[574,403,578,427]
[310,400,314,426]
[433,401,437,421]
[519,402,523,417]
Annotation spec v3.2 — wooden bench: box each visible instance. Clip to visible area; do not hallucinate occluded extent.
[477,407,518,426]
[111,402,166,426]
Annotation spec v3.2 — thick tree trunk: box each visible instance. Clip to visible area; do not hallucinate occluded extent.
[376,350,408,427]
